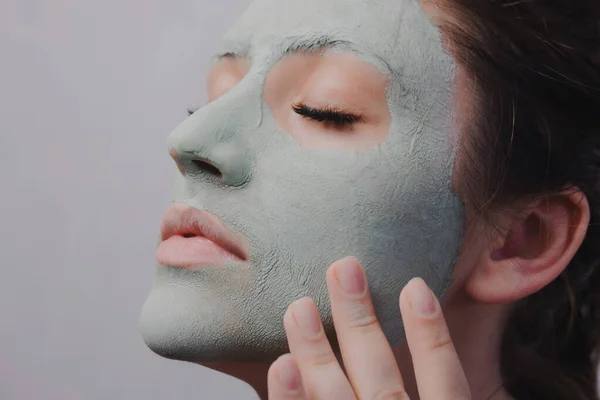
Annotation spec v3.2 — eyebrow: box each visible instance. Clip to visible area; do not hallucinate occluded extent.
[216,35,351,60]
[214,52,238,61]
[214,35,391,74]
[282,36,351,54]
[284,35,392,74]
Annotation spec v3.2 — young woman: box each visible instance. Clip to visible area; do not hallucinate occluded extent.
[141,0,600,398]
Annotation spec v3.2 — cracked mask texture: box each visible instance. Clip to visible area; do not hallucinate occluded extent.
[140,0,464,363]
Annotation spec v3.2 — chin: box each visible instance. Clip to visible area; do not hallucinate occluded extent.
[139,264,291,364]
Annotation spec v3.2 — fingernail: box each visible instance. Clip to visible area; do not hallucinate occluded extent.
[408,278,437,316]
[334,257,366,295]
[277,355,301,391]
[292,298,322,336]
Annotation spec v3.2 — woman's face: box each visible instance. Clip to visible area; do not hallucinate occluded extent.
[140,0,463,363]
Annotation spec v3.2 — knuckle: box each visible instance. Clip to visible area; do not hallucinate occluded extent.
[345,303,380,331]
[347,312,380,331]
[373,386,410,400]
[427,327,454,351]
[418,316,454,352]
[306,349,337,369]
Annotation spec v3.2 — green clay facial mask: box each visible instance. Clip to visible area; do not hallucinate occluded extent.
[140,0,463,363]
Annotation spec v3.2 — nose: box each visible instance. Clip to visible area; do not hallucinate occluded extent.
[170,148,223,179]
[167,98,253,187]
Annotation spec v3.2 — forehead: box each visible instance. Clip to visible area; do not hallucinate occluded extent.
[219,0,449,73]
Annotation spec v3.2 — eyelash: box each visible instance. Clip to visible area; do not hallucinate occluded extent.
[187,105,362,128]
[292,103,362,128]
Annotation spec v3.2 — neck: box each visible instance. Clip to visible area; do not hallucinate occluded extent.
[394,291,512,400]
[202,292,513,400]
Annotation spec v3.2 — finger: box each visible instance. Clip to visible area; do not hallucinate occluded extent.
[267,354,307,400]
[284,297,356,399]
[327,257,408,400]
[400,278,471,400]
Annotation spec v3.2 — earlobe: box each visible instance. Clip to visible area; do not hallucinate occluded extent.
[466,191,590,304]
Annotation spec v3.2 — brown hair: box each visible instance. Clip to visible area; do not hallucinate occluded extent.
[436,0,600,398]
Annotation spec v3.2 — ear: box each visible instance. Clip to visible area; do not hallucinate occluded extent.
[466,190,590,303]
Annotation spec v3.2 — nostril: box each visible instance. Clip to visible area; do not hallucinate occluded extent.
[192,158,223,178]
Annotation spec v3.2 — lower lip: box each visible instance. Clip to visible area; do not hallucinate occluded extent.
[156,236,241,268]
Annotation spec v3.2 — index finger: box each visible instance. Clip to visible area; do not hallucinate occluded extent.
[399,278,471,400]
[327,258,407,400]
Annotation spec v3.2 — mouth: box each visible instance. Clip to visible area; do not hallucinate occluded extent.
[156,202,249,268]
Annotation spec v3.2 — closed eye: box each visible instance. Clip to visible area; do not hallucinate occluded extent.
[292,103,362,128]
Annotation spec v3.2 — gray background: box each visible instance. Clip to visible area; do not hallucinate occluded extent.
[0,0,258,398]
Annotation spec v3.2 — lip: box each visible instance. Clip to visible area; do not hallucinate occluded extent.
[156,202,249,268]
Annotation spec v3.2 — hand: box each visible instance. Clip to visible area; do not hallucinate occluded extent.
[267,257,471,399]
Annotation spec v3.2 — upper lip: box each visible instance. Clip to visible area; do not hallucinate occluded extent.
[160,202,249,261]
